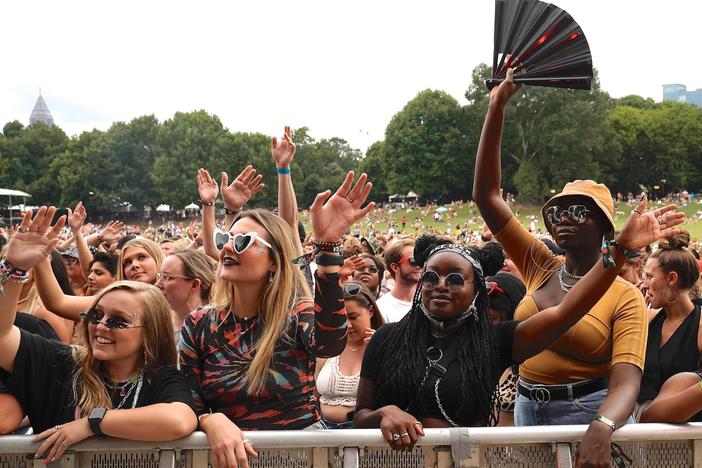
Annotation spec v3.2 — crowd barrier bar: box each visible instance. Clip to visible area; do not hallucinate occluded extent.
[1,423,701,467]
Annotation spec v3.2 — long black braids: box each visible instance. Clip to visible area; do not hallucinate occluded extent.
[373,236,504,426]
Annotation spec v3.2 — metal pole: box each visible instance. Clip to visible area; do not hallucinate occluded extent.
[8,195,12,226]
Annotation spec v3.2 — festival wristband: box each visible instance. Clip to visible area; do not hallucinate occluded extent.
[601,240,637,268]
[277,167,291,175]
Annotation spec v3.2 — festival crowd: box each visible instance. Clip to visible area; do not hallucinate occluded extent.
[0,75,699,468]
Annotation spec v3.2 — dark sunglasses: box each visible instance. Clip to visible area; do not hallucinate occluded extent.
[420,270,466,292]
[545,205,593,225]
[398,257,418,267]
[80,310,144,330]
[215,231,273,253]
[485,281,507,297]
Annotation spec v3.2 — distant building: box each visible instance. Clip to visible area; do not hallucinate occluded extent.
[662,84,702,109]
[29,92,54,127]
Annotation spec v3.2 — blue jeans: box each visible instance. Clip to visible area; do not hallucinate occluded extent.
[515,386,608,426]
[321,417,353,429]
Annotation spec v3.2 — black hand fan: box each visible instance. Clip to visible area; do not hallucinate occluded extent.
[486,0,593,90]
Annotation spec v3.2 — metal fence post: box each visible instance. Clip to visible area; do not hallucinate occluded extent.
[312,447,329,468]
[555,443,573,468]
[694,439,702,468]
[189,449,209,468]
[159,449,176,468]
[342,447,359,468]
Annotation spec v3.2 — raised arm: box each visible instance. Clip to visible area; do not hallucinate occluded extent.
[196,168,220,261]
[67,202,92,280]
[308,171,375,357]
[33,258,92,321]
[472,68,521,234]
[513,198,684,362]
[272,126,303,255]
[0,208,64,373]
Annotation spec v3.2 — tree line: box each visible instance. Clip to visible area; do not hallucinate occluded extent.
[1,64,701,215]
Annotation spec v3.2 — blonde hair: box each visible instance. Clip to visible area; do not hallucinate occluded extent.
[211,209,312,395]
[71,281,176,416]
[117,238,164,282]
[169,249,217,302]
[171,238,191,251]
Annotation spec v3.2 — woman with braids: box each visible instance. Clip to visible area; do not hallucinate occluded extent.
[354,196,683,452]
[472,69,685,467]
[0,207,197,463]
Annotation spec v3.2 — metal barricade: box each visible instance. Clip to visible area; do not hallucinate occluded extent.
[2,424,702,468]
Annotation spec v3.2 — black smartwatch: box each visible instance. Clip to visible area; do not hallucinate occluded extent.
[88,407,108,436]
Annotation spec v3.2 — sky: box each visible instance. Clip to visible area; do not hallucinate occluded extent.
[2,0,700,152]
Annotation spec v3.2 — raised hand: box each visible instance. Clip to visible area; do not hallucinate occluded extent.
[197,168,219,205]
[271,126,295,169]
[67,202,87,232]
[6,207,66,271]
[310,171,375,243]
[100,220,125,244]
[489,67,521,109]
[616,196,685,250]
[221,165,264,212]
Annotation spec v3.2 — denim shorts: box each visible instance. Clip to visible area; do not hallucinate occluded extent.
[321,417,354,430]
[514,384,608,426]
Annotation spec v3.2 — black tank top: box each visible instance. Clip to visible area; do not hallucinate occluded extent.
[638,304,701,403]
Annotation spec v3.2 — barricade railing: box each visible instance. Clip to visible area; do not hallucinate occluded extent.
[1,423,702,467]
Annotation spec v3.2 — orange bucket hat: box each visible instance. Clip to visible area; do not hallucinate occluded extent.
[541,180,615,237]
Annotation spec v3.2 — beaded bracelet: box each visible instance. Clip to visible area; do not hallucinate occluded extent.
[0,258,29,296]
[601,240,637,269]
[200,200,214,207]
[311,239,342,253]
[224,207,240,216]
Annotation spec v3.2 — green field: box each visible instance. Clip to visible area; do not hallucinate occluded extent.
[304,199,702,244]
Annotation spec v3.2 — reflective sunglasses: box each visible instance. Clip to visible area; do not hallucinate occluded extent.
[80,310,144,330]
[485,281,507,297]
[545,205,593,225]
[420,270,467,292]
[398,257,418,267]
[215,231,274,253]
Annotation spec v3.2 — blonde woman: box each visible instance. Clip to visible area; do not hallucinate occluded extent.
[181,172,374,467]
[0,207,197,463]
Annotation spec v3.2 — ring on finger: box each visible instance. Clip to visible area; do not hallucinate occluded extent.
[18,226,29,233]
[54,425,61,431]
[400,432,409,438]
[392,433,401,441]
[346,196,354,203]
[633,209,642,215]
[656,216,662,224]
[243,439,252,445]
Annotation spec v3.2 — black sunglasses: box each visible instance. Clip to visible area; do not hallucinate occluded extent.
[80,310,144,330]
[343,282,374,303]
[545,205,592,225]
[420,270,466,292]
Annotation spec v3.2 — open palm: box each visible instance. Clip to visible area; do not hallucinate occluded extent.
[221,165,264,211]
[617,197,685,250]
[271,126,295,168]
[197,168,219,205]
[311,171,375,243]
[7,207,66,271]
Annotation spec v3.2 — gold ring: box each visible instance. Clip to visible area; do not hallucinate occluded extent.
[18,226,29,233]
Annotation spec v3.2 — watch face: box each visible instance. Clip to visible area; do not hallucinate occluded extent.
[90,407,107,419]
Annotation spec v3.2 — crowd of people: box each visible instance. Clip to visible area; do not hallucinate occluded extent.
[0,76,697,468]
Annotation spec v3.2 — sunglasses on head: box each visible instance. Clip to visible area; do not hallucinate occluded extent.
[80,309,144,330]
[545,205,593,225]
[485,281,507,297]
[343,282,373,302]
[398,257,418,267]
[215,231,273,253]
[420,270,466,292]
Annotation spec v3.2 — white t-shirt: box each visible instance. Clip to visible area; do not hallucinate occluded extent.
[377,291,413,323]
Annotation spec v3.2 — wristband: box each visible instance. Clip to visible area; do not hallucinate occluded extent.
[594,414,616,431]
[277,167,291,175]
[0,258,29,296]
[225,208,240,216]
[311,239,342,253]
[200,200,214,207]
[601,240,637,268]
[315,253,344,267]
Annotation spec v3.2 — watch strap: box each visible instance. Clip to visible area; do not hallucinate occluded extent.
[89,407,107,436]
[315,253,344,267]
[594,414,616,431]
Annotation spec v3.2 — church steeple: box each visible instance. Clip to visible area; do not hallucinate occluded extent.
[29,90,54,127]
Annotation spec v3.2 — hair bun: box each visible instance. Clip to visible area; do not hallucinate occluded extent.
[414,235,452,268]
[658,230,690,251]
[473,242,505,277]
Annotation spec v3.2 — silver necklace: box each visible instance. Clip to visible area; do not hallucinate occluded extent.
[560,266,584,280]
[558,267,577,293]
[109,371,144,409]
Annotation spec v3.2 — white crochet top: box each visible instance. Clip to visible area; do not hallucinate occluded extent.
[316,355,360,407]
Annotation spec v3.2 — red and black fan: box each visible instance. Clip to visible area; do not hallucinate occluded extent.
[486,0,593,90]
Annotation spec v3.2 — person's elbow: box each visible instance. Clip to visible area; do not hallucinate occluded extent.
[160,404,198,440]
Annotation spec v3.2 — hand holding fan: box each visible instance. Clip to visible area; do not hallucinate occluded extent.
[486,0,593,91]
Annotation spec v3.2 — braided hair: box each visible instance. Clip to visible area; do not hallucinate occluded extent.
[373,235,505,426]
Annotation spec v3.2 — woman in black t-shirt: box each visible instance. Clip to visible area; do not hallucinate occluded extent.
[354,196,684,451]
[0,207,197,464]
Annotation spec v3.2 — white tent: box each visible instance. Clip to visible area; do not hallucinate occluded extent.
[0,188,31,225]
[156,204,171,212]
[184,203,199,211]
